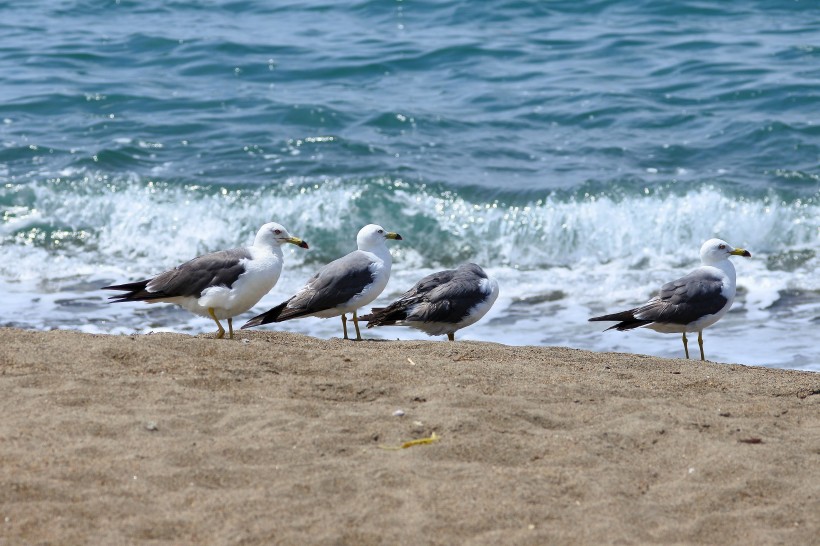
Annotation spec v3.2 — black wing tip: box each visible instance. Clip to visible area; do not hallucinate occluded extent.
[588,309,636,322]
[364,318,400,329]
[240,316,265,329]
[104,291,143,303]
[359,307,384,324]
[104,288,164,304]
[609,321,652,331]
[360,312,380,329]
[241,310,276,329]
[101,284,132,293]
[101,280,154,303]
[241,302,289,329]
[240,311,275,329]
[589,318,652,331]
[361,306,408,328]
[604,323,628,331]
[589,310,653,331]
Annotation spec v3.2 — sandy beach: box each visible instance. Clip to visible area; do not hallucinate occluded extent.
[0,327,817,545]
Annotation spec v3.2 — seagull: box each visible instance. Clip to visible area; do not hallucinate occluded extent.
[362,263,499,341]
[241,224,402,340]
[589,238,751,361]
[102,222,308,339]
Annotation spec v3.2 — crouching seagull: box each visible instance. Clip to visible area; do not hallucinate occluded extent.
[241,224,402,340]
[102,222,308,339]
[589,238,751,361]
[362,263,499,341]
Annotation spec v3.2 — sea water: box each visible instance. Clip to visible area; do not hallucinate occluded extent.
[1,1,817,370]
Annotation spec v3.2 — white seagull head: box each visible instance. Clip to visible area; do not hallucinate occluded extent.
[356,224,403,252]
[255,222,309,249]
[699,238,751,265]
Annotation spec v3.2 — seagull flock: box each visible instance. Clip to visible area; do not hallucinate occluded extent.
[103,224,751,361]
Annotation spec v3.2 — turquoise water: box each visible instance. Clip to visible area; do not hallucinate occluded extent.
[1,1,818,369]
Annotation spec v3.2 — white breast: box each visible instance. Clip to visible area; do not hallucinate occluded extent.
[193,247,284,320]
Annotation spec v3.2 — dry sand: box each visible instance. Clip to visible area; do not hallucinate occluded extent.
[0,327,818,545]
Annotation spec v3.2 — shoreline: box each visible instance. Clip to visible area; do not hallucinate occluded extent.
[1,327,818,544]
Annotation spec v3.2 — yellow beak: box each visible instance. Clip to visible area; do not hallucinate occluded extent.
[287,236,309,249]
[730,247,751,258]
[385,232,403,241]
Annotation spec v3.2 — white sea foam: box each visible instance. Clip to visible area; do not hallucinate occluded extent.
[1,178,818,370]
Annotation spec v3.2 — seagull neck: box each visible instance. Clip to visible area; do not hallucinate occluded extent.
[359,243,392,265]
[708,258,737,285]
[253,240,284,259]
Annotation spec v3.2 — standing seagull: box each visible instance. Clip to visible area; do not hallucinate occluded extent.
[362,263,499,341]
[241,224,402,340]
[589,238,751,361]
[102,222,308,339]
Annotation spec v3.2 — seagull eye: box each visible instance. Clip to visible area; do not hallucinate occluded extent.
[378,229,384,234]
[274,229,281,235]
[718,244,726,249]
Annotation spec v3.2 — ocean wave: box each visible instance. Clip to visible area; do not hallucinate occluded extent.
[2,175,816,275]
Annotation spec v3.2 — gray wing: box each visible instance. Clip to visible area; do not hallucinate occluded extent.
[633,270,728,325]
[366,263,489,326]
[277,250,377,319]
[105,248,251,302]
[397,269,459,305]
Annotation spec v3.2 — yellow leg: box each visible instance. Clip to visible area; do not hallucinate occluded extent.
[208,308,225,339]
[698,331,705,361]
[352,310,362,341]
[227,317,234,340]
[341,314,349,340]
[447,332,454,341]
[681,332,689,359]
